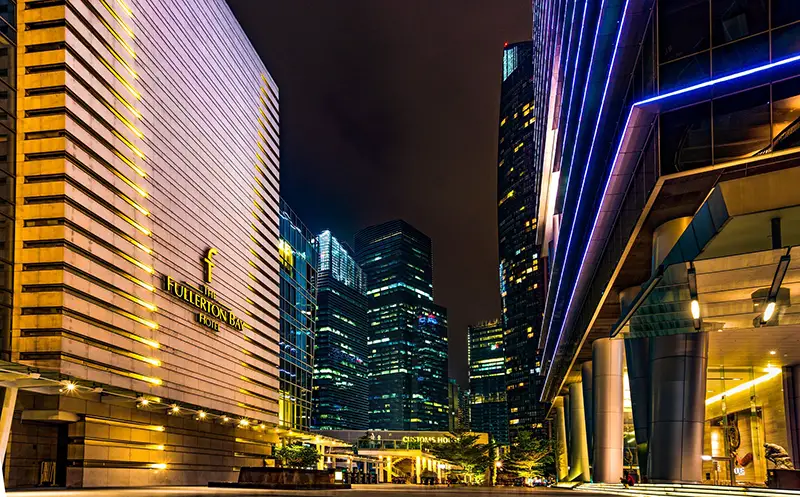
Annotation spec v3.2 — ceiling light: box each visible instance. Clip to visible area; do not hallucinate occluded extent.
[138,397,150,407]
[763,301,777,323]
[197,411,207,419]
[690,300,701,320]
[770,350,777,355]
[170,405,180,414]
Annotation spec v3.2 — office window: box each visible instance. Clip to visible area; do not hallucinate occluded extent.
[660,52,710,93]
[660,102,712,175]
[712,32,769,77]
[712,0,768,45]
[771,76,800,152]
[713,86,771,161]
[772,22,800,61]
[659,0,710,64]
[772,0,800,28]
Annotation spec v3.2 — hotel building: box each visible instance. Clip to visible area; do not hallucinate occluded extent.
[532,0,800,487]
[0,0,335,489]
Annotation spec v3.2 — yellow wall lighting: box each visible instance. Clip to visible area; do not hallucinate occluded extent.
[705,367,781,405]
[150,463,167,470]
[85,417,164,432]
[115,0,133,17]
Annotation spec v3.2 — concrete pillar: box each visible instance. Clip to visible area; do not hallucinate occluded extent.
[415,455,422,484]
[386,456,393,482]
[316,444,325,470]
[582,362,594,466]
[554,397,569,481]
[648,332,709,482]
[592,338,624,483]
[568,382,590,482]
[0,387,17,495]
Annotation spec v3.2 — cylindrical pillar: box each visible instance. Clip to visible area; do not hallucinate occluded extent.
[386,456,393,483]
[582,362,594,466]
[625,337,651,479]
[648,332,709,482]
[652,217,691,270]
[416,456,422,484]
[592,337,624,483]
[555,397,569,481]
[568,382,591,482]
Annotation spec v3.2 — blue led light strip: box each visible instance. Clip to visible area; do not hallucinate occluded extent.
[545,0,633,383]
[548,51,800,388]
[541,0,589,358]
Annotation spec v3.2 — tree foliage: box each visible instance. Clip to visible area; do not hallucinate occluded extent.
[426,433,494,484]
[502,431,555,479]
[273,443,321,468]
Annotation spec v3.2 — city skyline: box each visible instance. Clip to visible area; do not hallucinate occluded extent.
[228,0,533,386]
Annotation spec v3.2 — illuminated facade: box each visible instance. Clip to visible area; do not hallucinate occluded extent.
[312,230,369,430]
[468,320,508,444]
[533,0,800,486]
[278,201,317,431]
[355,220,449,430]
[497,41,546,436]
[0,0,304,488]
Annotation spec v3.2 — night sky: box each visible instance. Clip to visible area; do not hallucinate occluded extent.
[228,1,532,386]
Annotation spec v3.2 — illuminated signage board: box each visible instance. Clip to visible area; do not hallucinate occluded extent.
[163,248,244,332]
[401,436,452,444]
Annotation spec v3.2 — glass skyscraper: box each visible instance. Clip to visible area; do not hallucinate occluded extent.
[312,230,369,430]
[279,200,318,431]
[497,41,546,435]
[468,320,508,445]
[355,220,449,430]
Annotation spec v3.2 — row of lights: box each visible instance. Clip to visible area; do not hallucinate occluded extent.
[58,380,284,433]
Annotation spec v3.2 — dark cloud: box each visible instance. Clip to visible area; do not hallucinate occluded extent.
[228,0,532,386]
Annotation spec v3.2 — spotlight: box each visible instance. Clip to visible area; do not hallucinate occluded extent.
[239,419,250,427]
[197,411,207,420]
[60,381,77,393]
[170,405,180,414]
[138,397,150,407]
[222,416,230,423]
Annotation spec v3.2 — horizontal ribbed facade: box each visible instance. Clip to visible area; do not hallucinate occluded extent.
[8,0,284,487]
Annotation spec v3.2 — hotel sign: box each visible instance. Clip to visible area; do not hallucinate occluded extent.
[163,248,244,332]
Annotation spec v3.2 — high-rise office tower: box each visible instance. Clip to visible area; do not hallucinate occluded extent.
[312,230,369,430]
[468,320,508,444]
[278,201,318,431]
[355,220,449,430]
[497,41,546,435]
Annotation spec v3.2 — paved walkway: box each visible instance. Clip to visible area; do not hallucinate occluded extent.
[4,484,602,496]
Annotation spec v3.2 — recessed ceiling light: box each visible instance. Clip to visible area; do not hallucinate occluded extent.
[770,350,777,355]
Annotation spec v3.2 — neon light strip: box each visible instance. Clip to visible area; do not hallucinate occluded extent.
[546,0,633,383]
[548,50,800,398]
[639,52,800,105]
[541,0,586,356]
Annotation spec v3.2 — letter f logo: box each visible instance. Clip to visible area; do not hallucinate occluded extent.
[204,248,218,283]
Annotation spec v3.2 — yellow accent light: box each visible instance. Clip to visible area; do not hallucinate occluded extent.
[115,0,134,17]
[150,463,167,470]
[144,377,162,386]
[198,411,207,419]
[141,356,161,367]
[705,367,781,405]
[100,0,135,38]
